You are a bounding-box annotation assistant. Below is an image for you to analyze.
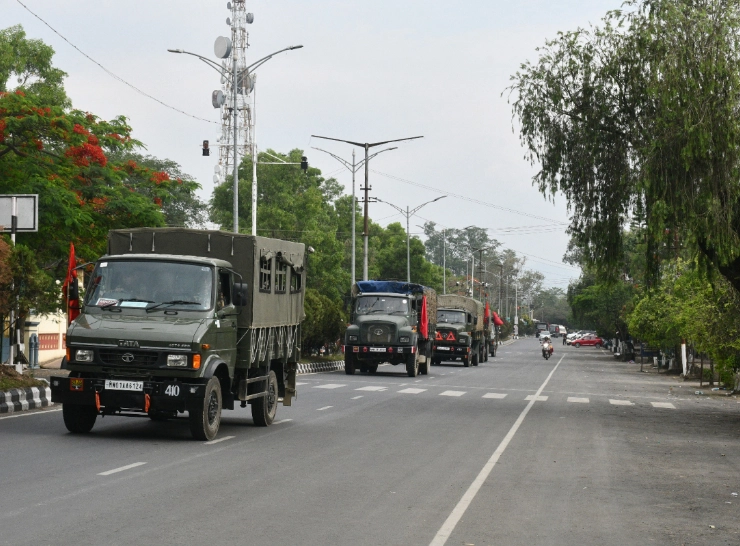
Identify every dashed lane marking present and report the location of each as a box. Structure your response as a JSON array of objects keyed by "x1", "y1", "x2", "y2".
[
  {"x1": 567, "y1": 397, "x2": 590, "y2": 403},
  {"x1": 398, "y1": 388, "x2": 426, "y2": 394},
  {"x1": 609, "y1": 399, "x2": 634, "y2": 406},
  {"x1": 274, "y1": 419, "x2": 293, "y2": 424},
  {"x1": 351, "y1": 396, "x2": 363, "y2": 400},
  {"x1": 314, "y1": 384, "x2": 346, "y2": 389},
  {"x1": 355, "y1": 386, "x2": 388, "y2": 392},
  {"x1": 98, "y1": 462, "x2": 147, "y2": 476},
  {"x1": 296, "y1": 382, "x2": 308, "y2": 386},
  {"x1": 651, "y1": 402, "x2": 676, "y2": 409},
  {"x1": 205, "y1": 435, "x2": 235, "y2": 445},
  {"x1": 525, "y1": 395, "x2": 548, "y2": 401},
  {"x1": 317, "y1": 406, "x2": 333, "y2": 411},
  {"x1": 482, "y1": 393, "x2": 507, "y2": 399},
  {"x1": 439, "y1": 390, "x2": 466, "y2": 397}
]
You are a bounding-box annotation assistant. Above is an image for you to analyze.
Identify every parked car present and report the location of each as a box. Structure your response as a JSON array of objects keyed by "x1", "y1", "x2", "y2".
[{"x1": 572, "y1": 334, "x2": 603, "y2": 347}]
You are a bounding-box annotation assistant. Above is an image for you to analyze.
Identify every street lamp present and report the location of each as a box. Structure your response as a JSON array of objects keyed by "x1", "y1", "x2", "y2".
[
  {"x1": 376, "y1": 196, "x2": 446, "y2": 282},
  {"x1": 168, "y1": 43, "x2": 303, "y2": 234},
  {"x1": 311, "y1": 134, "x2": 424, "y2": 280},
  {"x1": 312, "y1": 146, "x2": 397, "y2": 292}
]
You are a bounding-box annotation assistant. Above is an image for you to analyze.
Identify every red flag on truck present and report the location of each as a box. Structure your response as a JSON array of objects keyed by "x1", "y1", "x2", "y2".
[
  {"x1": 420, "y1": 295, "x2": 428, "y2": 339},
  {"x1": 492, "y1": 311, "x2": 504, "y2": 326},
  {"x1": 62, "y1": 243, "x2": 80, "y2": 325}
]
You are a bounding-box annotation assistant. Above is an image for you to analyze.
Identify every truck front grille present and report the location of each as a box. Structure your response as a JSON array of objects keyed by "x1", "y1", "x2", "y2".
[
  {"x1": 361, "y1": 323, "x2": 396, "y2": 344},
  {"x1": 98, "y1": 349, "x2": 160, "y2": 366}
]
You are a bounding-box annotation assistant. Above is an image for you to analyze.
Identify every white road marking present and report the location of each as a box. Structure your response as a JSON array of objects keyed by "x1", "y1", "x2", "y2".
[
  {"x1": 525, "y1": 395, "x2": 548, "y2": 401},
  {"x1": 273, "y1": 419, "x2": 293, "y2": 424},
  {"x1": 439, "y1": 390, "x2": 466, "y2": 397},
  {"x1": 609, "y1": 399, "x2": 634, "y2": 406},
  {"x1": 314, "y1": 384, "x2": 346, "y2": 389},
  {"x1": 429, "y1": 355, "x2": 564, "y2": 546},
  {"x1": 351, "y1": 396, "x2": 363, "y2": 400},
  {"x1": 295, "y1": 382, "x2": 308, "y2": 386},
  {"x1": 0, "y1": 407, "x2": 61, "y2": 420},
  {"x1": 205, "y1": 435, "x2": 235, "y2": 445},
  {"x1": 355, "y1": 386, "x2": 387, "y2": 392},
  {"x1": 567, "y1": 397, "x2": 590, "y2": 403},
  {"x1": 98, "y1": 462, "x2": 147, "y2": 476},
  {"x1": 651, "y1": 402, "x2": 676, "y2": 409},
  {"x1": 317, "y1": 406, "x2": 333, "y2": 411},
  {"x1": 482, "y1": 393, "x2": 507, "y2": 399},
  {"x1": 398, "y1": 388, "x2": 426, "y2": 394}
]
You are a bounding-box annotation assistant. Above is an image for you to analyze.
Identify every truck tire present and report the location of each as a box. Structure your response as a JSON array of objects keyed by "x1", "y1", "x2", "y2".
[
  {"x1": 463, "y1": 355, "x2": 470, "y2": 367},
  {"x1": 472, "y1": 350, "x2": 479, "y2": 367},
  {"x1": 490, "y1": 343, "x2": 496, "y2": 357},
  {"x1": 344, "y1": 353, "x2": 356, "y2": 375},
  {"x1": 406, "y1": 352, "x2": 419, "y2": 377},
  {"x1": 252, "y1": 370, "x2": 278, "y2": 427},
  {"x1": 420, "y1": 355, "x2": 430, "y2": 375},
  {"x1": 189, "y1": 376, "x2": 222, "y2": 441},
  {"x1": 62, "y1": 403, "x2": 97, "y2": 434},
  {"x1": 432, "y1": 357, "x2": 441, "y2": 366},
  {"x1": 368, "y1": 364, "x2": 378, "y2": 375},
  {"x1": 483, "y1": 345, "x2": 489, "y2": 362}
]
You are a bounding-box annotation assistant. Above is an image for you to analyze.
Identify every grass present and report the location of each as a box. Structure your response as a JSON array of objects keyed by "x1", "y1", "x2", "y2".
[{"x1": 0, "y1": 365, "x2": 48, "y2": 391}]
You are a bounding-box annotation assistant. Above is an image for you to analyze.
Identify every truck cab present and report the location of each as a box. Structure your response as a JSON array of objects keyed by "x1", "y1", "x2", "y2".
[{"x1": 434, "y1": 308, "x2": 475, "y2": 366}]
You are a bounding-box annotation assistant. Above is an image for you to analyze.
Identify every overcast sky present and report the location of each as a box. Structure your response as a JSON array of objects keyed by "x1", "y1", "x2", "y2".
[{"x1": 6, "y1": 0, "x2": 622, "y2": 288}]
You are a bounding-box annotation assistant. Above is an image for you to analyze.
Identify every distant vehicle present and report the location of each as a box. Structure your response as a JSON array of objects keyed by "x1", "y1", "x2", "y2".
[
  {"x1": 549, "y1": 324, "x2": 566, "y2": 338},
  {"x1": 535, "y1": 322, "x2": 549, "y2": 338},
  {"x1": 572, "y1": 334, "x2": 603, "y2": 348}
]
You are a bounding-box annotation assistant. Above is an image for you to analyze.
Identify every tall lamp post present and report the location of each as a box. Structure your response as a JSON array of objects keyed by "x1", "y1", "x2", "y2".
[
  {"x1": 311, "y1": 135, "x2": 423, "y2": 280},
  {"x1": 168, "y1": 43, "x2": 303, "y2": 234},
  {"x1": 375, "y1": 196, "x2": 446, "y2": 282},
  {"x1": 312, "y1": 146, "x2": 397, "y2": 292}
]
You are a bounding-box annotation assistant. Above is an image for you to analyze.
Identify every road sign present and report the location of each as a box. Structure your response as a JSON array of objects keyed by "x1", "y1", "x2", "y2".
[{"x1": 0, "y1": 194, "x2": 38, "y2": 232}]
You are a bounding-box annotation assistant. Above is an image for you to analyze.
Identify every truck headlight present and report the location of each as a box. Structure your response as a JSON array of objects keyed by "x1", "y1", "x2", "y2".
[
  {"x1": 348, "y1": 335, "x2": 358, "y2": 341},
  {"x1": 399, "y1": 336, "x2": 410, "y2": 343},
  {"x1": 75, "y1": 349, "x2": 94, "y2": 362},
  {"x1": 167, "y1": 354, "x2": 188, "y2": 367}
]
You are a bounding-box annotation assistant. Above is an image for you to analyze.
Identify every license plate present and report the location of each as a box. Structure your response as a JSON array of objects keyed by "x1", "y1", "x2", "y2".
[
  {"x1": 436, "y1": 346, "x2": 451, "y2": 351},
  {"x1": 369, "y1": 347, "x2": 386, "y2": 352},
  {"x1": 105, "y1": 380, "x2": 143, "y2": 391}
]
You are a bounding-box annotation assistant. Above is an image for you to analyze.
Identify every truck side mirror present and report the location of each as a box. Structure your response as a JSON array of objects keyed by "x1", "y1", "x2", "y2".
[{"x1": 233, "y1": 283, "x2": 249, "y2": 306}]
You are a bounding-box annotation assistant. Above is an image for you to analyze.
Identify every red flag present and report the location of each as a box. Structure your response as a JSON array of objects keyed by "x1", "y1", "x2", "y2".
[
  {"x1": 419, "y1": 295, "x2": 428, "y2": 339},
  {"x1": 492, "y1": 311, "x2": 504, "y2": 326},
  {"x1": 62, "y1": 243, "x2": 80, "y2": 325}
]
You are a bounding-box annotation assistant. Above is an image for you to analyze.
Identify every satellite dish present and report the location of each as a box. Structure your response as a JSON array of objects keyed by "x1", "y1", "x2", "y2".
[
  {"x1": 214, "y1": 36, "x2": 232, "y2": 59},
  {"x1": 246, "y1": 13, "x2": 254, "y2": 24},
  {"x1": 212, "y1": 90, "x2": 226, "y2": 109},
  {"x1": 226, "y1": 2, "x2": 231, "y2": 9},
  {"x1": 226, "y1": 17, "x2": 231, "y2": 26}
]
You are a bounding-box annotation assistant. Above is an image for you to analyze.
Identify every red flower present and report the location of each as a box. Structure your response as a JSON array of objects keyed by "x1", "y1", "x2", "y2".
[
  {"x1": 153, "y1": 197, "x2": 162, "y2": 207},
  {"x1": 151, "y1": 171, "x2": 170, "y2": 185}
]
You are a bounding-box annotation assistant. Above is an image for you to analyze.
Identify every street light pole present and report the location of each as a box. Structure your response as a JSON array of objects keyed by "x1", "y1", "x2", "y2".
[{"x1": 311, "y1": 135, "x2": 423, "y2": 280}]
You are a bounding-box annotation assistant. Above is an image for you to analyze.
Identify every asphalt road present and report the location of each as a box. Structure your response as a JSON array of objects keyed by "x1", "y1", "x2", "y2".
[{"x1": 1, "y1": 339, "x2": 739, "y2": 545}]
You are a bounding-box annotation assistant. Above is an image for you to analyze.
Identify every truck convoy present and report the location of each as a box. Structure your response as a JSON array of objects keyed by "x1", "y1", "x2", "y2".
[
  {"x1": 432, "y1": 294, "x2": 488, "y2": 366},
  {"x1": 50, "y1": 228, "x2": 306, "y2": 440},
  {"x1": 343, "y1": 281, "x2": 437, "y2": 377}
]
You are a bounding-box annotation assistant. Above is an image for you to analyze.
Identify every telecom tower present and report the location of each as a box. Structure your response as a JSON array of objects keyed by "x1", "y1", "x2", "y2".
[{"x1": 215, "y1": 1, "x2": 254, "y2": 185}]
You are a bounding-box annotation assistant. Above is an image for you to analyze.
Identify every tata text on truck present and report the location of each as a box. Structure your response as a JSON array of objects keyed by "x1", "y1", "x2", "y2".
[
  {"x1": 432, "y1": 294, "x2": 487, "y2": 367},
  {"x1": 50, "y1": 228, "x2": 306, "y2": 440},
  {"x1": 343, "y1": 281, "x2": 436, "y2": 377}
]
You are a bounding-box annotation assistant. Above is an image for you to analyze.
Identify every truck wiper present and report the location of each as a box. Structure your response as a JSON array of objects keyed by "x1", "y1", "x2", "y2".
[
  {"x1": 100, "y1": 298, "x2": 154, "y2": 310},
  {"x1": 146, "y1": 300, "x2": 201, "y2": 313}
]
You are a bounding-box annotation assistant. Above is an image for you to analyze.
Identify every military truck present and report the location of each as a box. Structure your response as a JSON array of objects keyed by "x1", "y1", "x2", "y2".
[
  {"x1": 432, "y1": 294, "x2": 487, "y2": 367},
  {"x1": 50, "y1": 228, "x2": 306, "y2": 441},
  {"x1": 343, "y1": 281, "x2": 437, "y2": 377}
]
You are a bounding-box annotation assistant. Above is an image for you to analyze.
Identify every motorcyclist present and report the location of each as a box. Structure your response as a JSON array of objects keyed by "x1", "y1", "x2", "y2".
[{"x1": 541, "y1": 333, "x2": 554, "y2": 358}]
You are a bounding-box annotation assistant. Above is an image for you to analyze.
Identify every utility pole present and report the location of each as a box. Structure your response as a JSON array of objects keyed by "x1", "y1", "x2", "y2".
[{"x1": 311, "y1": 135, "x2": 423, "y2": 280}]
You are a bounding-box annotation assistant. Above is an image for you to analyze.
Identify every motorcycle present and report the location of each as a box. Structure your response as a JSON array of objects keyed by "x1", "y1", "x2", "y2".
[{"x1": 541, "y1": 341, "x2": 553, "y2": 360}]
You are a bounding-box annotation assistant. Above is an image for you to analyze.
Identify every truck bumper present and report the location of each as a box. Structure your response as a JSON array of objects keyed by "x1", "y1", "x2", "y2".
[
  {"x1": 342, "y1": 345, "x2": 415, "y2": 356},
  {"x1": 433, "y1": 344, "x2": 470, "y2": 358},
  {"x1": 50, "y1": 376, "x2": 205, "y2": 414}
]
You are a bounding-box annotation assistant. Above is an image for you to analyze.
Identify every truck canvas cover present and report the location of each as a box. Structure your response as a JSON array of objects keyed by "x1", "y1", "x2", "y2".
[{"x1": 437, "y1": 294, "x2": 484, "y2": 330}]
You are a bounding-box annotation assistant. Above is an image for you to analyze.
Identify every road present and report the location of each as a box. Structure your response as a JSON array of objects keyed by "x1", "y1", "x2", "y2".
[{"x1": 1, "y1": 339, "x2": 739, "y2": 545}]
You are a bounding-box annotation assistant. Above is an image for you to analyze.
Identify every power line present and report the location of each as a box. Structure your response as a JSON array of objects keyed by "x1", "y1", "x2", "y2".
[{"x1": 15, "y1": 0, "x2": 217, "y2": 125}]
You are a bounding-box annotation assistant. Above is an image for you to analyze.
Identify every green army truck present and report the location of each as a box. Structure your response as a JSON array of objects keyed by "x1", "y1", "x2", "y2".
[
  {"x1": 50, "y1": 228, "x2": 306, "y2": 440},
  {"x1": 343, "y1": 281, "x2": 437, "y2": 377},
  {"x1": 432, "y1": 294, "x2": 487, "y2": 367}
]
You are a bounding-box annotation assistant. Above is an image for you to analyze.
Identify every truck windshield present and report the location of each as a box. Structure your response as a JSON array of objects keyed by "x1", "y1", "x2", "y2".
[
  {"x1": 85, "y1": 260, "x2": 214, "y2": 310},
  {"x1": 355, "y1": 296, "x2": 409, "y2": 315},
  {"x1": 437, "y1": 310, "x2": 466, "y2": 323}
]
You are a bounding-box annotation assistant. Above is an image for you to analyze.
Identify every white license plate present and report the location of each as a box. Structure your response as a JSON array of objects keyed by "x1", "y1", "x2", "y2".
[
  {"x1": 369, "y1": 347, "x2": 386, "y2": 352},
  {"x1": 105, "y1": 380, "x2": 143, "y2": 391},
  {"x1": 436, "y1": 346, "x2": 451, "y2": 351}
]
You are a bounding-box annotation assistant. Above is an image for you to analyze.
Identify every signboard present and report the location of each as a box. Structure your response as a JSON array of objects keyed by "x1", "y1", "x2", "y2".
[{"x1": 0, "y1": 194, "x2": 38, "y2": 232}]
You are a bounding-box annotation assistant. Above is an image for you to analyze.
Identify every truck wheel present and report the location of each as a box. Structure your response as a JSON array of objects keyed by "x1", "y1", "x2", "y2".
[
  {"x1": 368, "y1": 364, "x2": 378, "y2": 375},
  {"x1": 463, "y1": 355, "x2": 470, "y2": 367},
  {"x1": 484, "y1": 346, "x2": 489, "y2": 362},
  {"x1": 344, "y1": 354, "x2": 356, "y2": 375},
  {"x1": 406, "y1": 352, "x2": 419, "y2": 377},
  {"x1": 472, "y1": 351, "x2": 479, "y2": 367},
  {"x1": 252, "y1": 370, "x2": 278, "y2": 427},
  {"x1": 189, "y1": 376, "x2": 222, "y2": 441},
  {"x1": 432, "y1": 357, "x2": 440, "y2": 366},
  {"x1": 419, "y1": 356, "x2": 430, "y2": 375},
  {"x1": 62, "y1": 404, "x2": 97, "y2": 434},
  {"x1": 490, "y1": 343, "x2": 496, "y2": 357}
]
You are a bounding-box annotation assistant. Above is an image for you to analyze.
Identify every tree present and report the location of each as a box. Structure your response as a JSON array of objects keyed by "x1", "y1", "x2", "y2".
[{"x1": 509, "y1": 0, "x2": 740, "y2": 292}]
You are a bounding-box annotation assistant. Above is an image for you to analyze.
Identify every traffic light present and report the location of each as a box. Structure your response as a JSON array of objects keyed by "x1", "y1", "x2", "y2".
[
  {"x1": 202, "y1": 140, "x2": 210, "y2": 156},
  {"x1": 301, "y1": 156, "x2": 308, "y2": 172}
]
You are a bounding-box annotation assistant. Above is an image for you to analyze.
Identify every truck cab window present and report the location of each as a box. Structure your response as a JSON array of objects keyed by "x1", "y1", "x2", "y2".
[
  {"x1": 275, "y1": 261, "x2": 287, "y2": 293},
  {"x1": 260, "y1": 256, "x2": 272, "y2": 293},
  {"x1": 218, "y1": 271, "x2": 231, "y2": 308}
]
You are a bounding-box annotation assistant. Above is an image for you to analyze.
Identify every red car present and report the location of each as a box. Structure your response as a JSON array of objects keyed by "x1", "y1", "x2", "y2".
[{"x1": 572, "y1": 334, "x2": 603, "y2": 347}]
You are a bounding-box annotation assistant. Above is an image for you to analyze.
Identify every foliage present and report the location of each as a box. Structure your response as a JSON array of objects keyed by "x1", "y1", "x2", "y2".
[
  {"x1": 568, "y1": 273, "x2": 634, "y2": 339},
  {"x1": 509, "y1": 0, "x2": 740, "y2": 292},
  {"x1": 0, "y1": 241, "x2": 58, "y2": 319},
  {"x1": 301, "y1": 288, "x2": 345, "y2": 352}
]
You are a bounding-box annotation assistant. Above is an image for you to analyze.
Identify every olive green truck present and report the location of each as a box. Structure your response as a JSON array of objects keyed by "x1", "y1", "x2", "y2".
[
  {"x1": 50, "y1": 228, "x2": 306, "y2": 440},
  {"x1": 432, "y1": 294, "x2": 489, "y2": 367}
]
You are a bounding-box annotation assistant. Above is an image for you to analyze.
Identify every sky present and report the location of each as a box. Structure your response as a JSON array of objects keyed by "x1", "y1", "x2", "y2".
[{"x1": 5, "y1": 0, "x2": 624, "y2": 289}]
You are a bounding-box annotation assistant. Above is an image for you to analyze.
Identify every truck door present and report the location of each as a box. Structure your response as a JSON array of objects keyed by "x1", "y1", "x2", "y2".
[{"x1": 215, "y1": 269, "x2": 238, "y2": 366}]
